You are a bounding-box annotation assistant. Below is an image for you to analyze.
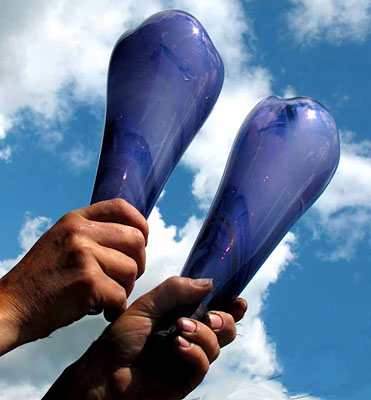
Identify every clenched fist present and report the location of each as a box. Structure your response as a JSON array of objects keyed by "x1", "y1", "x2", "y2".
[{"x1": 0, "y1": 198, "x2": 148, "y2": 355}]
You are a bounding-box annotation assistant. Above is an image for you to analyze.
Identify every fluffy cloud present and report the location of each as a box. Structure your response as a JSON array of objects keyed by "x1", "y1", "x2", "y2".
[
  {"x1": 18, "y1": 214, "x2": 52, "y2": 252},
  {"x1": 0, "y1": 145, "x2": 11, "y2": 163},
  {"x1": 175, "y1": 0, "x2": 272, "y2": 209},
  {"x1": 0, "y1": 113, "x2": 12, "y2": 140},
  {"x1": 0, "y1": 0, "x2": 261, "y2": 141},
  {"x1": 0, "y1": 0, "x2": 163, "y2": 146},
  {"x1": 283, "y1": 85, "x2": 297, "y2": 99},
  {"x1": 308, "y1": 131, "x2": 371, "y2": 260},
  {"x1": 0, "y1": 214, "x2": 51, "y2": 277},
  {"x1": 182, "y1": 71, "x2": 272, "y2": 209},
  {"x1": 0, "y1": 1, "x2": 325, "y2": 399},
  {"x1": 0, "y1": 384, "x2": 49, "y2": 400},
  {"x1": 65, "y1": 143, "x2": 96, "y2": 172},
  {"x1": 0, "y1": 209, "x2": 301, "y2": 400},
  {"x1": 286, "y1": 0, "x2": 371, "y2": 44}
]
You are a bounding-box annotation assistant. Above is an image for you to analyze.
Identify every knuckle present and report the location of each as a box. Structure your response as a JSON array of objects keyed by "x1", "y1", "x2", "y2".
[
  {"x1": 59, "y1": 211, "x2": 80, "y2": 232},
  {"x1": 111, "y1": 198, "x2": 148, "y2": 240},
  {"x1": 68, "y1": 236, "x2": 92, "y2": 260},
  {"x1": 58, "y1": 215, "x2": 95, "y2": 259},
  {"x1": 126, "y1": 258, "x2": 138, "y2": 282},
  {"x1": 111, "y1": 198, "x2": 128, "y2": 214},
  {"x1": 59, "y1": 214, "x2": 87, "y2": 246},
  {"x1": 166, "y1": 276, "x2": 182, "y2": 289},
  {"x1": 67, "y1": 232, "x2": 83, "y2": 250},
  {"x1": 81, "y1": 269, "x2": 99, "y2": 290},
  {"x1": 160, "y1": 276, "x2": 182, "y2": 297},
  {"x1": 113, "y1": 287, "x2": 128, "y2": 314},
  {"x1": 80, "y1": 272, "x2": 101, "y2": 306},
  {"x1": 62, "y1": 237, "x2": 94, "y2": 271},
  {"x1": 130, "y1": 227, "x2": 145, "y2": 249}
]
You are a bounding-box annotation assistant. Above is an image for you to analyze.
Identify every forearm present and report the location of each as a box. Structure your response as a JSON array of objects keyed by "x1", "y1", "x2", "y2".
[
  {"x1": 42, "y1": 361, "x2": 92, "y2": 400},
  {"x1": 0, "y1": 312, "x2": 19, "y2": 356},
  {"x1": 0, "y1": 277, "x2": 24, "y2": 356}
]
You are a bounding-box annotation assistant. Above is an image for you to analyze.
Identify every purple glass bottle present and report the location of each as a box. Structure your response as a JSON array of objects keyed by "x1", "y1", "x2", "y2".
[
  {"x1": 181, "y1": 96, "x2": 340, "y2": 311},
  {"x1": 135, "y1": 96, "x2": 340, "y2": 371},
  {"x1": 91, "y1": 10, "x2": 224, "y2": 217}
]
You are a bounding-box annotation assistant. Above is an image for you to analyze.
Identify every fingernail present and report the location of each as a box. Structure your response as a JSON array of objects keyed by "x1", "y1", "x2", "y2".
[
  {"x1": 192, "y1": 278, "x2": 213, "y2": 287},
  {"x1": 177, "y1": 336, "x2": 191, "y2": 348},
  {"x1": 181, "y1": 318, "x2": 197, "y2": 333},
  {"x1": 208, "y1": 312, "x2": 223, "y2": 329}
]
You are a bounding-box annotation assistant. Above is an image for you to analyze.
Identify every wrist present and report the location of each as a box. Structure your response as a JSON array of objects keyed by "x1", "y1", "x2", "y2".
[
  {"x1": 43, "y1": 347, "x2": 107, "y2": 400},
  {"x1": 0, "y1": 278, "x2": 25, "y2": 355}
]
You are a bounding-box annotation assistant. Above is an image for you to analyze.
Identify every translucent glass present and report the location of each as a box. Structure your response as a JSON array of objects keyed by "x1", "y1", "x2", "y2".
[
  {"x1": 181, "y1": 96, "x2": 340, "y2": 311},
  {"x1": 90, "y1": 10, "x2": 224, "y2": 217}
]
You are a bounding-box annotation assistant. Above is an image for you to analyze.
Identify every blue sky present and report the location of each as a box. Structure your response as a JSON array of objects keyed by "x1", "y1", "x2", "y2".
[{"x1": 0, "y1": 1, "x2": 370, "y2": 399}]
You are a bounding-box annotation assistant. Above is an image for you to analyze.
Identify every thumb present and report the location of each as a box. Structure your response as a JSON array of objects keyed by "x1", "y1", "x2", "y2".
[{"x1": 126, "y1": 276, "x2": 213, "y2": 320}]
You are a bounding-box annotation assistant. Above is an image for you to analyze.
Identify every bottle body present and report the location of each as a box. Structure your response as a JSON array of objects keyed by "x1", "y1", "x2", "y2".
[
  {"x1": 91, "y1": 10, "x2": 224, "y2": 218},
  {"x1": 181, "y1": 96, "x2": 340, "y2": 310}
]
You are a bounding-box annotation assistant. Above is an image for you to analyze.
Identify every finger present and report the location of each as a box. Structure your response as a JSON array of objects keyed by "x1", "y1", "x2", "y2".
[
  {"x1": 84, "y1": 223, "x2": 146, "y2": 278},
  {"x1": 226, "y1": 297, "x2": 248, "y2": 323},
  {"x1": 174, "y1": 335, "x2": 210, "y2": 396},
  {"x1": 78, "y1": 198, "x2": 149, "y2": 245},
  {"x1": 204, "y1": 311, "x2": 236, "y2": 348},
  {"x1": 104, "y1": 307, "x2": 123, "y2": 323},
  {"x1": 177, "y1": 318, "x2": 220, "y2": 363},
  {"x1": 127, "y1": 277, "x2": 213, "y2": 320},
  {"x1": 93, "y1": 244, "x2": 138, "y2": 295},
  {"x1": 89, "y1": 273, "x2": 127, "y2": 320}
]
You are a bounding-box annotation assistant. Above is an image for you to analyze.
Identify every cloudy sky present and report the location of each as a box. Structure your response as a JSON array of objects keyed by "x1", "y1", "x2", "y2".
[{"x1": 0, "y1": 0, "x2": 370, "y2": 399}]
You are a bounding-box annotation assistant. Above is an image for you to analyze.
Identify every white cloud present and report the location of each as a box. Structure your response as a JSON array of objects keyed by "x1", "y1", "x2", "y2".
[
  {"x1": 0, "y1": 113, "x2": 12, "y2": 140},
  {"x1": 0, "y1": 1, "x2": 329, "y2": 399},
  {"x1": 0, "y1": 0, "x2": 163, "y2": 140},
  {"x1": 286, "y1": 0, "x2": 371, "y2": 44},
  {"x1": 0, "y1": 214, "x2": 51, "y2": 277},
  {"x1": 38, "y1": 130, "x2": 64, "y2": 150},
  {"x1": 18, "y1": 214, "x2": 52, "y2": 252},
  {"x1": 65, "y1": 143, "x2": 96, "y2": 171},
  {"x1": 174, "y1": 0, "x2": 272, "y2": 210},
  {"x1": 0, "y1": 383, "x2": 48, "y2": 400},
  {"x1": 182, "y1": 70, "x2": 272, "y2": 209},
  {"x1": 0, "y1": 145, "x2": 11, "y2": 163},
  {"x1": 308, "y1": 131, "x2": 371, "y2": 260},
  {"x1": 283, "y1": 85, "x2": 297, "y2": 99}
]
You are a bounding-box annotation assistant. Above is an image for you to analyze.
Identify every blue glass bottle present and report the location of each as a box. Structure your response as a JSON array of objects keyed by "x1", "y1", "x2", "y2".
[
  {"x1": 181, "y1": 96, "x2": 340, "y2": 311},
  {"x1": 91, "y1": 10, "x2": 224, "y2": 217},
  {"x1": 135, "y1": 96, "x2": 340, "y2": 371}
]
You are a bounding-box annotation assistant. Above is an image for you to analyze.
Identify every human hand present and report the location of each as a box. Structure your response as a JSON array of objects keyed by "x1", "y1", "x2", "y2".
[
  {"x1": 43, "y1": 277, "x2": 247, "y2": 400},
  {"x1": 0, "y1": 198, "x2": 148, "y2": 355}
]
